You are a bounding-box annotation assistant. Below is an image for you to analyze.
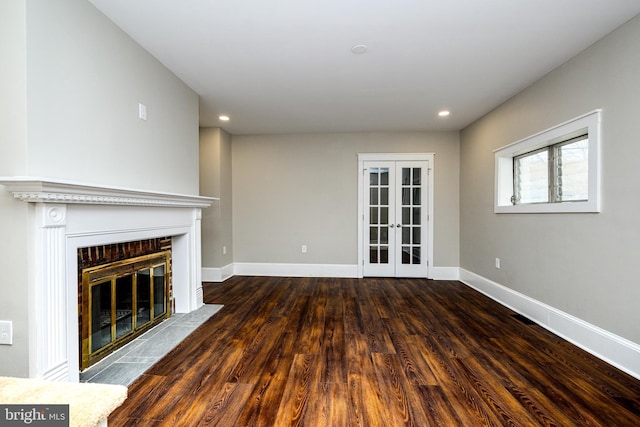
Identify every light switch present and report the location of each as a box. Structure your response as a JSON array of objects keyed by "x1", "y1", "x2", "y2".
[{"x1": 138, "y1": 103, "x2": 147, "y2": 120}]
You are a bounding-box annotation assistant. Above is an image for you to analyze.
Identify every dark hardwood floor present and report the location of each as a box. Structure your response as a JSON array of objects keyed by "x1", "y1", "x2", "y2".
[{"x1": 109, "y1": 276, "x2": 640, "y2": 426}]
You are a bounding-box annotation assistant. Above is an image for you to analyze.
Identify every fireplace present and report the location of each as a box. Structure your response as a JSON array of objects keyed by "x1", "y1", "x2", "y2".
[
  {"x1": 78, "y1": 241, "x2": 172, "y2": 369},
  {"x1": 0, "y1": 178, "x2": 216, "y2": 382}
]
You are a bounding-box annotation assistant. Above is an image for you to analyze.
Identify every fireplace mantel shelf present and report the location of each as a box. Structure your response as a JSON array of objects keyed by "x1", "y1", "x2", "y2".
[{"x1": 0, "y1": 177, "x2": 217, "y2": 208}]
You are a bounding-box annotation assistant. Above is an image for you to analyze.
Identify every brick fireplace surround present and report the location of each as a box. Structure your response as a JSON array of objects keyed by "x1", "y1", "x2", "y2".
[{"x1": 0, "y1": 178, "x2": 215, "y2": 382}]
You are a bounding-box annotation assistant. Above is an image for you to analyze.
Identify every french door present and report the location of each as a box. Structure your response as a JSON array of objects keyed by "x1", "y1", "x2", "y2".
[{"x1": 363, "y1": 159, "x2": 430, "y2": 277}]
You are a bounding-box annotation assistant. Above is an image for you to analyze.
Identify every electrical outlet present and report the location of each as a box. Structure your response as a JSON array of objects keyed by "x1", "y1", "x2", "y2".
[
  {"x1": 301, "y1": 245, "x2": 307, "y2": 254},
  {"x1": 223, "y1": 246, "x2": 227, "y2": 255},
  {"x1": 0, "y1": 321, "x2": 13, "y2": 345},
  {"x1": 495, "y1": 258, "x2": 501, "y2": 269}
]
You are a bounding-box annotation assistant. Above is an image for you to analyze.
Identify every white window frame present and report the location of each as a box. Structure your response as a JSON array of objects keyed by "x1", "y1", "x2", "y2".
[{"x1": 494, "y1": 110, "x2": 601, "y2": 213}]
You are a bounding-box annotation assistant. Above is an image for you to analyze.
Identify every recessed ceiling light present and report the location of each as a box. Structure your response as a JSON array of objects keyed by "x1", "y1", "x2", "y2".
[
  {"x1": 438, "y1": 110, "x2": 450, "y2": 117},
  {"x1": 219, "y1": 115, "x2": 230, "y2": 121},
  {"x1": 351, "y1": 44, "x2": 367, "y2": 54}
]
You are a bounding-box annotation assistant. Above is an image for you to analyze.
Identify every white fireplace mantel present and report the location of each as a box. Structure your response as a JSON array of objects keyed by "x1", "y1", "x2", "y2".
[
  {"x1": 0, "y1": 177, "x2": 214, "y2": 208},
  {"x1": 0, "y1": 177, "x2": 217, "y2": 382}
]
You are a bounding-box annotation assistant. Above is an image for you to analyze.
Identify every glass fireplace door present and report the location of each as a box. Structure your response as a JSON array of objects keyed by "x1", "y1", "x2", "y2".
[{"x1": 82, "y1": 251, "x2": 171, "y2": 369}]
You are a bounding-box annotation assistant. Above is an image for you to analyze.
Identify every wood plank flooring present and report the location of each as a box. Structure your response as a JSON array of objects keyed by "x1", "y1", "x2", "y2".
[{"x1": 109, "y1": 276, "x2": 640, "y2": 426}]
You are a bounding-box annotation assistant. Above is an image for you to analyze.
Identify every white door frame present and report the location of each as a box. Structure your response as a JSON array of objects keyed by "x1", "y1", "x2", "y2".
[{"x1": 357, "y1": 153, "x2": 435, "y2": 278}]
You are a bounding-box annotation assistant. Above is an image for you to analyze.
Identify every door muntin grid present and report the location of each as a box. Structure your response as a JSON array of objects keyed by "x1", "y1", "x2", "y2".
[
  {"x1": 400, "y1": 167, "x2": 422, "y2": 265},
  {"x1": 369, "y1": 167, "x2": 390, "y2": 265}
]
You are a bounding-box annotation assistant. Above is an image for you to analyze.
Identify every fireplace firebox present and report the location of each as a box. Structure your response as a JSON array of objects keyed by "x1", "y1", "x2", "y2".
[{"x1": 80, "y1": 250, "x2": 171, "y2": 369}]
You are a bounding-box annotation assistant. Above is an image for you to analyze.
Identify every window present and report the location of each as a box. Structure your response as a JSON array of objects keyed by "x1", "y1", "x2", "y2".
[
  {"x1": 513, "y1": 134, "x2": 589, "y2": 205},
  {"x1": 495, "y1": 110, "x2": 601, "y2": 213}
]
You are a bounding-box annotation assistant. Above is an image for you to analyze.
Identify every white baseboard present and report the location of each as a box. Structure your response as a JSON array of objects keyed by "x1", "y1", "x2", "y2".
[
  {"x1": 203, "y1": 263, "x2": 359, "y2": 280},
  {"x1": 207, "y1": 263, "x2": 459, "y2": 280},
  {"x1": 233, "y1": 262, "x2": 359, "y2": 278},
  {"x1": 202, "y1": 264, "x2": 234, "y2": 282},
  {"x1": 459, "y1": 268, "x2": 640, "y2": 380}
]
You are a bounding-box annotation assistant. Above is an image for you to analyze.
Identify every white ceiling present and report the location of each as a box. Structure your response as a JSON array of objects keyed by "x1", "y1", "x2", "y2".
[{"x1": 88, "y1": 0, "x2": 640, "y2": 135}]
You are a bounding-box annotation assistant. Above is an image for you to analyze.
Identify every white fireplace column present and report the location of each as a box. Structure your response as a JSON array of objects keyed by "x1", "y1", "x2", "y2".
[
  {"x1": 0, "y1": 178, "x2": 216, "y2": 382},
  {"x1": 33, "y1": 203, "x2": 69, "y2": 381},
  {"x1": 172, "y1": 208, "x2": 205, "y2": 314}
]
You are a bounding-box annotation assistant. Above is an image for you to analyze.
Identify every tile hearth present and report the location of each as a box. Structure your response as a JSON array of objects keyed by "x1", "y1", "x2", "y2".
[{"x1": 80, "y1": 304, "x2": 223, "y2": 386}]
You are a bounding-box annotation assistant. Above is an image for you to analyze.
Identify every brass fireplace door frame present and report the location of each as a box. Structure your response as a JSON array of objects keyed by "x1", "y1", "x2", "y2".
[{"x1": 80, "y1": 250, "x2": 171, "y2": 370}]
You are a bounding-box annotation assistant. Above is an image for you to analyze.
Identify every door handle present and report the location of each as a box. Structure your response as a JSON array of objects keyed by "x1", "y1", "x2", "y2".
[
  {"x1": 396, "y1": 224, "x2": 402, "y2": 228},
  {"x1": 389, "y1": 224, "x2": 395, "y2": 228}
]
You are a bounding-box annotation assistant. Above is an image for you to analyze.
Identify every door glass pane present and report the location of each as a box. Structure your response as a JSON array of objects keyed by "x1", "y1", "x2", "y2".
[
  {"x1": 91, "y1": 280, "x2": 112, "y2": 353},
  {"x1": 115, "y1": 275, "x2": 133, "y2": 339},
  {"x1": 413, "y1": 227, "x2": 421, "y2": 245},
  {"x1": 402, "y1": 168, "x2": 410, "y2": 185},
  {"x1": 402, "y1": 247, "x2": 410, "y2": 264},
  {"x1": 412, "y1": 247, "x2": 421, "y2": 264},
  {"x1": 380, "y1": 247, "x2": 389, "y2": 264},
  {"x1": 370, "y1": 169, "x2": 379, "y2": 185},
  {"x1": 413, "y1": 207, "x2": 421, "y2": 225},
  {"x1": 137, "y1": 269, "x2": 151, "y2": 327},
  {"x1": 370, "y1": 207, "x2": 378, "y2": 224},
  {"x1": 153, "y1": 265, "x2": 166, "y2": 318},
  {"x1": 380, "y1": 207, "x2": 388, "y2": 225},
  {"x1": 380, "y1": 169, "x2": 389, "y2": 185},
  {"x1": 380, "y1": 188, "x2": 389, "y2": 205},
  {"x1": 402, "y1": 207, "x2": 410, "y2": 225},
  {"x1": 402, "y1": 188, "x2": 410, "y2": 205},
  {"x1": 369, "y1": 227, "x2": 378, "y2": 244},
  {"x1": 402, "y1": 227, "x2": 410, "y2": 245},
  {"x1": 413, "y1": 188, "x2": 421, "y2": 205},
  {"x1": 413, "y1": 168, "x2": 421, "y2": 185},
  {"x1": 370, "y1": 188, "x2": 378, "y2": 205},
  {"x1": 380, "y1": 227, "x2": 388, "y2": 244},
  {"x1": 369, "y1": 247, "x2": 378, "y2": 263}
]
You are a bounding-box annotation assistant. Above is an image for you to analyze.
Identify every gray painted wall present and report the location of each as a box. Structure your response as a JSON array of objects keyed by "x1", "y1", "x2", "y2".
[
  {"x1": 24, "y1": 0, "x2": 199, "y2": 194},
  {"x1": 231, "y1": 132, "x2": 460, "y2": 268},
  {"x1": 0, "y1": 1, "x2": 27, "y2": 176},
  {"x1": 0, "y1": 0, "x2": 199, "y2": 377},
  {"x1": 0, "y1": 0, "x2": 30, "y2": 376},
  {"x1": 460, "y1": 14, "x2": 640, "y2": 344},
  {"x1": 200, "y1": 128, "x2": 234, "y2": 268}
]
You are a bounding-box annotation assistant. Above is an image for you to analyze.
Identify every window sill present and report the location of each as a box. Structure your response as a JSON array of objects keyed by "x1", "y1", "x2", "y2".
[{"x1": 495, "y1": 199, "x2": 600, "y2": 214}]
